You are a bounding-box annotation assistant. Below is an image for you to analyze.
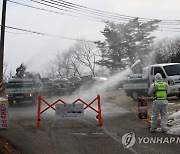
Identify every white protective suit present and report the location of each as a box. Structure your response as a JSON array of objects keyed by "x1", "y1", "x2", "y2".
[{"x1": 148, "y1": 73, "x2": 169, "y2": 132}]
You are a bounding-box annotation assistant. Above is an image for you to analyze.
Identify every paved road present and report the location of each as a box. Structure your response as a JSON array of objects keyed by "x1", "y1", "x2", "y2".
[{"x1": 0, "y1": 91, "x2": 180, "y2": 154}]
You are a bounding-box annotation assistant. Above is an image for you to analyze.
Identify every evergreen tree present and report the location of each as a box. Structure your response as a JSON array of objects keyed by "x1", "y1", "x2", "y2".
[{"x1": 95, "y1": 18, "x2": 160, "y2": 72}]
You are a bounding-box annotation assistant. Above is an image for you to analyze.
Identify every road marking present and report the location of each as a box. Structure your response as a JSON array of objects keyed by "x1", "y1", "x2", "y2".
[
  {"x1": 68, "y1": 132, "x2": 105, "y2": 136},
  {"x1": 79, "y1": 117, "x2": 139, "y2": 154},
  {"x1": 51, "y1": 119, "x2": 60, "y2": 154},
  {"x1": 101, "y1": 127, "x2": 139, "y2": 154},
  {"x1": 68, "y1": 133, "x2": 87, "y2": 136},
  {"x1": 91, "y1": 132, "x2": 105, "y2": 135}
]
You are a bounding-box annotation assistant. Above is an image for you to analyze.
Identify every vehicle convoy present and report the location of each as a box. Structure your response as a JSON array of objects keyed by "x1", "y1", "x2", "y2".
[
  {"x1": 41, "y1": 78, "x2": 54, "y2": 97},
  {"x1": 123, "y1": 63, "x2": 180, "y2": 100},
  {"x1": 5, "y1": 64, "x2": 43, "y2": 105},
  {"x1": 51, "y1": 78, "x2": 75, "y2": 95},
  {"x1": 68, "y1": 76, "x2": 82, "y2": 90}
]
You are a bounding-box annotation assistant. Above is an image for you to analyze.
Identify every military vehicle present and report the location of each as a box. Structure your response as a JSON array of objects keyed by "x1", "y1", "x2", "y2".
[{"x1": 5, "y1": 63, "x2": 42, "y2": 106}]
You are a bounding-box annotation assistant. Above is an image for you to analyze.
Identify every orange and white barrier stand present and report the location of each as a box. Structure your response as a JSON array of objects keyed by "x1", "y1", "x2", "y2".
[{"x1": 37, "y1": 94, "x2": 103, "y2": 127}]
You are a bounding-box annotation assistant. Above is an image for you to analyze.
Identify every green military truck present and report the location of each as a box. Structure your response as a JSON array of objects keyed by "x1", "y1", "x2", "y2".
[{"x1": 5, "y1": 64, "x2": 42, "y2": 106}]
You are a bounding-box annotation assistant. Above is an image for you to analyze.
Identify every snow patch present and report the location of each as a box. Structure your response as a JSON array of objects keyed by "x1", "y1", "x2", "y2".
[{"x1": 167, "y1": 110, "x2": 180, "y2": 135}]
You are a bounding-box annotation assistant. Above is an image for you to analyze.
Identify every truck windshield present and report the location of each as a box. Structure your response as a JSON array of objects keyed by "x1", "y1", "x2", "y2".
[{"x1": 163, "y1": 64, "x2": 180, "y2": 76}]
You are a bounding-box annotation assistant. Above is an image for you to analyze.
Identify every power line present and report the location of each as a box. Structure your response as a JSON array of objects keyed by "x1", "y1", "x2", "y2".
[
  {"x1": 30, "y1": 0, "x2": 180, "y2": 29},
  {"x1": 31, "y1": 0, "x2": 180, "y2": 26},
  {"x1": 38, "y1": 0, "x2": 180, "y2": 24},
  {"x1": 4, "y1": 25, "x2": 95, "y2": 42},
  {"x1": 37, "y1": 0, "x2": 131, "y2": 21},
  {"x1": 7, "y1": 0, "x2": 180, "y2": 33},
  {"x1": 5, "y1": 25, "x2": 180, "y2": 39},
  {"x1": 30, "y1": 0, "x2": 125, "y2": 23},
  {"x1": 55, "y1": 0, "x2": 134, "y2": 19},
  {"x1": 31, "y1": 0, "x2": 154, "y2": 23},
  {"x1": 5, "y1": 30, "x2": 30, "y2": 34},
  {"x1": 7, "y1": 0, "x2": 104, "y2": 23},
  {"x1": 8, "y1": 0, "x2": 130, "y2": 24},
  {"x1": 7, "y1": 0, "x2": 179, "y2": 26},
  {"x1": 48, "y1": 0, "x2": 180, "y2": 23},
  {"x1": 8, "y1": 0, "x2": 180, "y2": 25},
  {"x1": 8, "y1": 0, "x2": 64, "y2": 15}
]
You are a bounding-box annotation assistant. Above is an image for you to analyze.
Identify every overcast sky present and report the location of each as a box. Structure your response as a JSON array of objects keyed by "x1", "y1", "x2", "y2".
[{"x1": 1, "y1": 0, "x2": 180, "y2": 75}]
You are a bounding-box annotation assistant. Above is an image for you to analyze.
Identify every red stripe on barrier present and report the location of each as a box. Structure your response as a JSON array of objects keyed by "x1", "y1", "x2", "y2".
[
  {"x1": 40, "y1": 99, "x2": 66, "y2": 114},
  {"x1": 72, "y1": 98, "x2": 98, "y2": 113},
  {"x1": 36, "y1": 95, "x2": 103, "y2": 127},
  {"x1": 84, "y1": 97, "x2": 97, "y2": 109},
  {"x1": 37, "y1": 96, "x2": 41, "y2": 127},
  {"x1": 97, "y1": 95, "x2": 102, "y2": 126},
  {"x1": 41, "y1": 97, "x2": 56, "y2": 110}
]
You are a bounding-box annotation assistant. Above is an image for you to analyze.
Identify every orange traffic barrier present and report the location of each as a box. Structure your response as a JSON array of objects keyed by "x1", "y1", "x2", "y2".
[{"x1": 37, "y1": 94, "x2": 103, "y2": 127}]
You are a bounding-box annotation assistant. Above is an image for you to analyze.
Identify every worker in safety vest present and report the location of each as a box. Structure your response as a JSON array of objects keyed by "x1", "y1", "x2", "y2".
[{"x1": 148, "y1": 73, "x2": 169, "y2": 133}]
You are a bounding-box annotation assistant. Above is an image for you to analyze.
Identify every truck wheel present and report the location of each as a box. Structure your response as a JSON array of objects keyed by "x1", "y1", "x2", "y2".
[
  {"x1": 16, "y1": 100, "x2": 21, "y2": 105},
  {"x1": 132, "y1": 92, "x2": 138, "y2": 101},
  {"x1": 176, "y1": 95, "x2": 180, "y2": 99}
]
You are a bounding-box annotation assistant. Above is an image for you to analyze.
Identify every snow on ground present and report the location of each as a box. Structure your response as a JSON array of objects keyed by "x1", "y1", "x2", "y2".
[{"x1": 167, "y1": 110, "x2": 180, "y2": 135}]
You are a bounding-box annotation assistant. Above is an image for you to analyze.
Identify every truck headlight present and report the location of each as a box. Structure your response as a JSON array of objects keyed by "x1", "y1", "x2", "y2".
[
  {"x1": 26, "y1": 93, "x2": 33, "y2": 97},
  {"x1": 5, "y1": 94, "x2": 11, "y2": 97}
]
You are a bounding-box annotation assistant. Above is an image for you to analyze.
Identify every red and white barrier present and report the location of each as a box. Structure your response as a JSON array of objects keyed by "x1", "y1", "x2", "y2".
[{"x1": 37, "y1": 95, "x2": 103, "y2": 127}]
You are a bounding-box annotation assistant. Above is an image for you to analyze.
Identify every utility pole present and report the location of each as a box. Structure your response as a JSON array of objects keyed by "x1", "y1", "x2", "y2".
[{"x1": 0, "y1": 0, "x2": 7, "y2": 94}]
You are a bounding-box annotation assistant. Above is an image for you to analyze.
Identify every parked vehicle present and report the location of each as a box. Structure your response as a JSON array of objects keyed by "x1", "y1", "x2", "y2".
[
  {"x1": 51, "y1": 78, "x2": 75, "y2": 95},
  {"x1": 68, "y1": 76, "x2": 82, "y2": 90},
  {"x1": 41, "y1": 78, "x2": 54, "y2": 97},
  {"x1": 123, "y1": 63, "x2": 180, "y2": 101},
  {"x1": 5, "y1": 64, "x2": 42, "y2": 106},
  {"x1": 80, "y1": 75, "x2": 92, "y2": 83},
  {"x1": 79, "y1": 75, "x2": 93, "y2": 88}
]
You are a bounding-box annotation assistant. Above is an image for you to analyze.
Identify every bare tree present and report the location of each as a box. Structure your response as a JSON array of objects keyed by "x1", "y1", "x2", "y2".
[
  {"x1": 42, "y1": 62, "x2": 55, "y2": 79},
  {"x1": 53, "y1": 51, "x2": 64, "y2": 77},
  {"x1": 67, "y1": 48, "x2": 82, "y2": 76},
  {"x1": 42, "y1": 39, "x2": 99, "y2": 78},
  {"x1": 60, "y1": 51, "x2": 73, "y2": 78},
  {"x1": 153, "y1": 37, "x2": 180, "y2": 63},
  {"x1": 42, "y1": 50, "x2": 82, "y2": 78},
  {"x1": 71, "y1": 39, "x2": 97, "y2": 76}
]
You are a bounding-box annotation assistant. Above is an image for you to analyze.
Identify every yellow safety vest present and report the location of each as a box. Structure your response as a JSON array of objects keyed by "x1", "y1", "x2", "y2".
[{"x1": 154, "y1": 82, "x2": 167, "y2": 100}]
